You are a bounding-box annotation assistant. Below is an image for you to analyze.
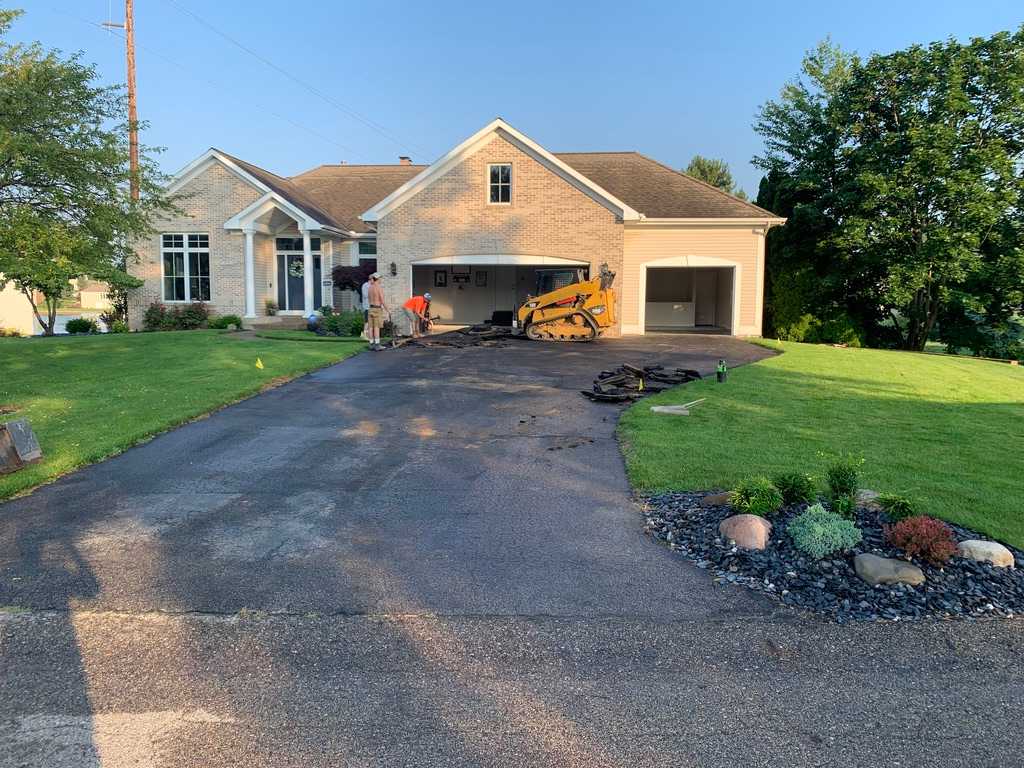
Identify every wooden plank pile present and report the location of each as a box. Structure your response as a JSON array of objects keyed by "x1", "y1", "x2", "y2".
[{"x1": 580, "y1": 364, "x2": 702, "y2": 403}]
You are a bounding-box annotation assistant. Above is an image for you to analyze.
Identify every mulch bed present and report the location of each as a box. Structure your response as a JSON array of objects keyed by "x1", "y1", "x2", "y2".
[{"x1": 642, "y1": 491, "x2": 1024, "y2": 623}]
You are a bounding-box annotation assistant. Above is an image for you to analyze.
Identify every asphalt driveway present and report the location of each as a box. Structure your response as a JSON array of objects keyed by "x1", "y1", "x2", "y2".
[{"x1": 1, "y1": 334, "x2": 1021, "y2": 767}]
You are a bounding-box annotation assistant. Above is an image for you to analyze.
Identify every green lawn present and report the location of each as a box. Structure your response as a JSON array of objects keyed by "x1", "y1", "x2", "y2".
[
  {"x1": 0, "y1": 330, "x2": 365, "y2": 499},
  {"x1": 255, "y1": 330, "x2": 364, "y2": 342},
  {"x1": 620, "y1": 340, "x2": 1024, "y2": 548}
]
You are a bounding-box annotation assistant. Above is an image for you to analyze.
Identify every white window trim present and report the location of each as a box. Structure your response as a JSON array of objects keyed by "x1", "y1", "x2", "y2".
[
  {"x1": 160, "y1": 233, "x2": 211, "y2": 303},
  {"x1": 487, "y1": 163, "x2": 512, "y2": 206}
]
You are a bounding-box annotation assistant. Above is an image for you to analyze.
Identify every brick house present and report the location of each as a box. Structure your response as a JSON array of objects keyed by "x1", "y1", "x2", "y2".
[{"x1": 129, "y1": 118, "x2": 783, "y2": 335}]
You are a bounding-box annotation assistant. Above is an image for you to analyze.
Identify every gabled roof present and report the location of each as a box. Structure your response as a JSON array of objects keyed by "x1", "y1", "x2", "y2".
[
  {"x1": 216, "y1": 150, "x2": 344, "y2": 231},
  {"x1": 290, "y1": 164, "x2": 427, "y2": 233},
  {"x1": 361, "y1": 118, "x2": 643, "y2": 223},
  {"x1": 554, "y1": 152, "x2": 779, "y2": 220}
]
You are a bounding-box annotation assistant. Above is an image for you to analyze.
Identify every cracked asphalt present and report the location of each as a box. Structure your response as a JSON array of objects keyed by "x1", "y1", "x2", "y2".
[{"x1": 1, "y1": 334, "x2": 1022, "y2": 767}]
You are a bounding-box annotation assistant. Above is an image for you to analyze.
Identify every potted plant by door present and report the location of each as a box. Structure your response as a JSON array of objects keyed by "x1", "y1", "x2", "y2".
[{"x1": 265, "y1": 299, "x2": 278, "y2": 316}]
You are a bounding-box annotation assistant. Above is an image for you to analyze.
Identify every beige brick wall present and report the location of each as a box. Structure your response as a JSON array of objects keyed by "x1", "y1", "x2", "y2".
[
  {"x1": 375, "y1": 134, "x2": 625, "y2": 333},
  {"x1": 128, "y1": 161, "x2": 262, "y2": 329}
]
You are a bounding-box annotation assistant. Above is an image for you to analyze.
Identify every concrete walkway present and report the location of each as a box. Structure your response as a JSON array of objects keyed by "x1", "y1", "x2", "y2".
[{"x1": 1, "y1": 335, "x2": 1021, "y2": 767}]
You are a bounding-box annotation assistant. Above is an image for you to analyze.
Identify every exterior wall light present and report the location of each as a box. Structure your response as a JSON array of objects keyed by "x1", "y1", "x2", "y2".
[{"x1": 390, "y1": 262, "x2": 397, "y2": 277}]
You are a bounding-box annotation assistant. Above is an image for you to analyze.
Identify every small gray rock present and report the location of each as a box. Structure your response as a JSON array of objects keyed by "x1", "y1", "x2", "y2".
[{"x1": 854, "y1": 553, "x2": 925, "y2": 586}]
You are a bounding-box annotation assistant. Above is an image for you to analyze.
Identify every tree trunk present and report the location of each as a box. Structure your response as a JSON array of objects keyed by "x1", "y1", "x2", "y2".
[{"x1": 22, "y1": 288, "x2": 53, "y2": 336}]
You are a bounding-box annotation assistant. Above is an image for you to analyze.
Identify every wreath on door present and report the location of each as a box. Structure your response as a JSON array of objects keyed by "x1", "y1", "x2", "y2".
[{"x1": 287, "y1": 260, "x2": 304, "y2": 279}]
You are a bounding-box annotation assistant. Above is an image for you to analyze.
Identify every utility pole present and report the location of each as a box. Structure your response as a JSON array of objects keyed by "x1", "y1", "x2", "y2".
[{"x1": 103, "y1": 0, "x2": 139, "y2": 201}]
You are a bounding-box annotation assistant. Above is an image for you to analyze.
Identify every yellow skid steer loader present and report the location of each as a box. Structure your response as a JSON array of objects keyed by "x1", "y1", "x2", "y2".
[{"x1": 516, "y1": 265, "x2": 616, "y2": 342}]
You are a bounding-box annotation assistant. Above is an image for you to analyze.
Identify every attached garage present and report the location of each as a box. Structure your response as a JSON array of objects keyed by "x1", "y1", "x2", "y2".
[
  {"x1": 410, "y1": 255, "x2": 590, "y2": 326},
  {"x1": 644, "y1": 266, "x2": 735, "y2": 333}
]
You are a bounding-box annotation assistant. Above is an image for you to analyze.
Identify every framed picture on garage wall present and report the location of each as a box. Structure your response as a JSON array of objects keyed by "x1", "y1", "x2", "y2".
[
  {"x1": 475, "y1": 271, "x2": 487, "y2": 287},
  {"x1": 433, "y1": 270, "x2": 447, "y2": 287}
]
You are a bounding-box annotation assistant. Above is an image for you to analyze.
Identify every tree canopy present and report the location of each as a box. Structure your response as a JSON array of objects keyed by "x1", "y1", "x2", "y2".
[
  {"x1": 0, "y1": 9, "x2": 174, "y2": 332},
  {"x1": 755, "y1": 30, "x2": 1024, "y2": 354},
  {"x1": 684, "y1": 156, "x2": 747, "y2": 200}
]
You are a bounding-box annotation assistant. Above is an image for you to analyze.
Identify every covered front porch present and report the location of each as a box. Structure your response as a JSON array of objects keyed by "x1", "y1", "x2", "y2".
[{"x1": 224, "y1": 193, "x2": 343, "y2": 319}]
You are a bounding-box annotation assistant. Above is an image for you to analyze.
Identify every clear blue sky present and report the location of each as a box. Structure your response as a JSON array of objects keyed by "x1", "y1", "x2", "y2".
[{"x1": 16, "y1": 1, "x2": 1024, "y2": 196}]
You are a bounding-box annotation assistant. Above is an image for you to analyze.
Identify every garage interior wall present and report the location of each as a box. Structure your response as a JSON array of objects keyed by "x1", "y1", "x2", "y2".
[
  {"x1": 413, "y1": 265, "x2": 557, "y2": 325},
  {"x1": 644, "y1": 267, "x2": 733, "y2": 331}
]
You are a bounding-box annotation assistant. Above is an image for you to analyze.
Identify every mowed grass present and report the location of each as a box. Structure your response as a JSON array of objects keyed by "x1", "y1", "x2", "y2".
[
  {"x1": 0, "y1": 330, "x2": 365, "y2": 499},
  {"x1": 620, "y1": 340, "x2": 1024, "y2": 548},
  {"x1": 255, "y1": 330, "x2": 364, "y2": 342}
]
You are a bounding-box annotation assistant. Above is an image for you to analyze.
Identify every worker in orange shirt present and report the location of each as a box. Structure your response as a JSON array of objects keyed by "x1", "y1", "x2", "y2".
[{"x1": 402, "y1": 292, "x2": 432, "y2": 338}]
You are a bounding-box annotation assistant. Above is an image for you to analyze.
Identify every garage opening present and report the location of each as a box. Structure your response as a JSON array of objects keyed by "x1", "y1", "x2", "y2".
[
  {"x1": 644, "y1": 266, "x2": 733, "y2": 332},
  {"x1": 412, "y1": 264, "x2": 589, "y2": 326}
]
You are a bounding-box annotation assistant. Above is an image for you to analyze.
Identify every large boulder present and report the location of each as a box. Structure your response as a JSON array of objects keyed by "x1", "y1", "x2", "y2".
[
  {"x1": 854, "y1": 553, "x2": 925, "y2": 586},
  {"x1": 719, "y1": 514, "x2": 772, "y2": 550},
  {"x1": 958, "y1": 540, "x2": 1015, "y2": 568}
]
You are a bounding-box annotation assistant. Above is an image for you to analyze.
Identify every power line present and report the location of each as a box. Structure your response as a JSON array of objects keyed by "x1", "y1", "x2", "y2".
[
  {"x1": 162, "y1": 0, "x2": 436, "y2": 161},
  {"x1": 47, "y1": 5, "x2": 365, "y2": 163}
]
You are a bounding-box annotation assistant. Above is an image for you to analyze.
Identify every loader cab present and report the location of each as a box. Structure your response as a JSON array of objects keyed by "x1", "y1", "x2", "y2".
[{"x1": 533, "y1": 268, "x2": 588, "y2": 296}]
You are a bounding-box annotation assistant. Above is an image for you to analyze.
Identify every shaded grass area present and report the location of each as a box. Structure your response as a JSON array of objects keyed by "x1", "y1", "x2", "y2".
[
  {"x1": 620, "y1": 340, "x2": 1024, "y2": 548},
  {"x1": 255, "y1": 330, "x2": 364, "y2": 342},
  {"x1": 0, "y1": 331, "x2": 365, "y2": 499}
]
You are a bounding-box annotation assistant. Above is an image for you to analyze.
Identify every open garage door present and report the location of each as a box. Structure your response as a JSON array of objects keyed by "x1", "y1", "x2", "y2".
[
  {"x1": 411, "y1": 256, "x2": 590, "y2": 326},
  {"x1": 644, "y1": 266, "x2": 734, "y2": 333}
]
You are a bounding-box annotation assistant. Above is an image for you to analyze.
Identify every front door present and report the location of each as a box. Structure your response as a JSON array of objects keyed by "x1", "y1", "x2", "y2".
[{"x1": 276, "y1": 254, "x2": 322, "y2": 311}]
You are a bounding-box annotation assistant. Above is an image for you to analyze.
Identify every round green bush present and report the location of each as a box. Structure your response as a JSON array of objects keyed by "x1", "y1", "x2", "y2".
[
  {"x1": 772, "y1": 471, "x2": 817, "y2": 505},
  {"x1": 65, "y1": 317, "x2": 99, "y2": 334},
  {"x1": 788, "y1": 503, "x2": 863, "y2": 559},
  {"x1": 729, "y1": 477, "x2": 784, "y2": 517},
  {"x1": 209, "y1": 314, "x2": 243, "y2": 329}
]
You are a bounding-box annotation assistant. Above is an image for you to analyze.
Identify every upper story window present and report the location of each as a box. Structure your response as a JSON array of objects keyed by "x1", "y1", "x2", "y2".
[
  {"x1": 161, "y1": 233, "x2": 210, "y2": 302},
  {"x1": 358, "y1": 240, "x2": 377, "y2": 255},
  {"x1": 488, "y1": 163, "x2": 511, "y2": 204},
  {"x1": 276, "y1": 236, "x2": 321, "y2": 252}
]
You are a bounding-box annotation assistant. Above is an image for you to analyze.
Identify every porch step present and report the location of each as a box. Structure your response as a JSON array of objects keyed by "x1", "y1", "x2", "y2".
[{"x1": 244, "y1": 315, "x2": 308, "y2": 331}]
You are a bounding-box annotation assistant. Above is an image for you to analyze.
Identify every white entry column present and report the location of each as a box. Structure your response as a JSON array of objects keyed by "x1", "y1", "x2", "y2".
[
  {"x1": 301, "y1": 228, "x2": 314, "y2": 314},
  {"x1": 243, "y1": 227, "x2": 256, "y2": 318}
]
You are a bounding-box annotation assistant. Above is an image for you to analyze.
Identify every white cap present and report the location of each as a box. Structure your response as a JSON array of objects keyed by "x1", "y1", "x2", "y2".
[{"x1": 370, "y1": 272, "x2": 382, "y2": 279}]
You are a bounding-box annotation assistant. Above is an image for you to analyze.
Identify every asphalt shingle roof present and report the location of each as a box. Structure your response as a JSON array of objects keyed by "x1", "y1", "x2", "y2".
[
  {"x1": 289, "y1": 164, "x2": 427, "y2": 232},
  {"x1": 216, "y1": 147, "x2": 777, "y2": 234},
  {"x1": 554, "y1": 152, "x2": 777, "y2": 219}
]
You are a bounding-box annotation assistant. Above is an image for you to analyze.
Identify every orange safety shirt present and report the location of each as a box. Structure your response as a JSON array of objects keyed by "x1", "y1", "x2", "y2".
[{"x1": 403, "y1": 296, "x2": 428, "y2": 315}]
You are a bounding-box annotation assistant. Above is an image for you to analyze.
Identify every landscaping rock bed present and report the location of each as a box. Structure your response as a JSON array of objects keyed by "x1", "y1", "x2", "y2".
[{"x1": 642, "y1": 491, "x2": 1024, "y2": 623}]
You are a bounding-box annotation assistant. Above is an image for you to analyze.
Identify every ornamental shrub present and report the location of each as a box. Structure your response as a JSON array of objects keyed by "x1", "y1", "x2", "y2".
[
  {"x1": 788, "y1": 503, "x2": 863, "y2": 559},
  {"x1": 772, "y1": 471, "x2": 816, "y2": 506},
  {"x1": 318, "y1": 310, "x2": 363, "y2": 337},
  {"x1": 878, "y1": 493, "x2": 918, "y2": 522},
  {"x1": 108, "y1": 319, "x2": 129, "y2": 333},
  {"x1": 209, "y1": 314, "x2": 243, "y2": 329},
  {"x1": 729, "y1": 476, "x2": 784, "y2": 517},
  {"x1": 175, "y1": 302, "x2": 209, "y2": 329},
  {"x1": 142, "y1": 302, "x2": 209, "y2": 331},
  {"x1": 824, "y1": 453, "x2": 863, "y2": 500},
  {"x1": 885, "y1": 516, "x2": 958, "y2": 566},
  {"x1": 65, "y1": 317, "x2": 99, "y2": 334}
]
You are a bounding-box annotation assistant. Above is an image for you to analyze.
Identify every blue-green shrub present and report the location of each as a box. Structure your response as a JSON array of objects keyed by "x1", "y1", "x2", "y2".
[{"x1": 788, "y1": 503, "x2": 863, "y2": 558}]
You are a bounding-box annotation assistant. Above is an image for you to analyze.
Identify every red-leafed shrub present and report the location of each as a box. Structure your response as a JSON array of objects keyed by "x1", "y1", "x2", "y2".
[{"x1": 884, "y1": 515, "x2": 958, "y2": 566}]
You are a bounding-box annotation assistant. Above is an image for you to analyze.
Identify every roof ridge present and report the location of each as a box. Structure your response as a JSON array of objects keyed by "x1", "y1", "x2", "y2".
[
  {"x1": 554, "y1": 151, "x2": 640, "y2": 156},
  {"x1": 632, "y1": 151, "x2": 776, "y2": 217}
]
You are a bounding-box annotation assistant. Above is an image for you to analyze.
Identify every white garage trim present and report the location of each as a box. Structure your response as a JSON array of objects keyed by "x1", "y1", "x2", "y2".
[
  {"x1": 628, "y1": 255, "x2": 741, "y2": 336},
  {"x1": 410, "y1": 254, "x2": 590, "y2": 266}
]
